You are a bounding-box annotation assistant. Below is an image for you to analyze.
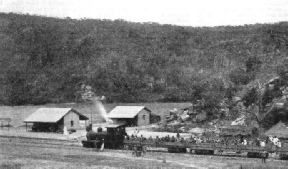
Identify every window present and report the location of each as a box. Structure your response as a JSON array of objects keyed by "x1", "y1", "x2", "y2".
[
  {"x1": 142, "y1": 115, "x2": 146, "y2": 120},
  {"x1": 70, "y1": 121, "x2": 74, "y2": 127}
]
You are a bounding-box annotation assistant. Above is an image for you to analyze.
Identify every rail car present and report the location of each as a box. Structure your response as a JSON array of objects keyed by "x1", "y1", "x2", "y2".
[
  {"x1": 124, "y1": 139, "x2": 288, "y2": 158},
  {"x1": 81, "y1": 124, "x2": 288, "y2": 160}
]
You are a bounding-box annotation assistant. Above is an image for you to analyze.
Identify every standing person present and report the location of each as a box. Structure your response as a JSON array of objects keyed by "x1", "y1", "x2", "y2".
[
  {"x1": 256, "y1": 138, "x2": 260, "y2": 146},
  {"x1": 278, "y1": 140, "x2": 282, "y2": 148},
  {"x1": 142, "y1": 146, "x2": 147, "y2": 156},
  {"x1": 100, "y1": 139, "x2": 105, "y2": 151},
  {"x1": 243, "y1": 139, "x2": 247, "y2": 145},
  {"x1": 132, "y1": 146, "x2": 137, "y2": 156},
  {"x1": 63, "y1": 126, "x2": 69, "y2": 136},
  {"x1": 171, "y1": 136, "x2": 176, "y2": 142},
  {"x1": 261, "y1": 150, "x2": 268, "y2": 163},
  {"x1": 266, "y1": 136, "x2": 269, "y2": 144},
  {"x1": 260, "y1": 140, "x2": 266, "y2": 147},
  {"x1": 273, "y1": 136, "x2": 279, "y2": 145},
  {"x1": 176, "y1": 133, "x2": 180, "y2": 141},
  {"x1": 269, "y1": 135, "x2": 273, "y2": 142},
  {"x1": 134, "y1": 128, "x2": 139, "y2": 137}
]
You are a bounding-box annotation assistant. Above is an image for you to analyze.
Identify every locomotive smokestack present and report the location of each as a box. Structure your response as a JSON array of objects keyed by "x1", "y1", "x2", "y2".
[{"x1": 93, "y1": 97, "x2": 113, "y2": 124}]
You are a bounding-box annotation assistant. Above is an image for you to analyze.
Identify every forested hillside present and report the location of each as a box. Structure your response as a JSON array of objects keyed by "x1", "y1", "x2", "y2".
[{"x1": 0, "y1": 13, "x2": 288, "y2": 105}]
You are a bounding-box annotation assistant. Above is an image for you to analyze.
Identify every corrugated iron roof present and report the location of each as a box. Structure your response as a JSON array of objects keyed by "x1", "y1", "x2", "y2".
[
  {"x1": 107, "y1": 106, "x2": 151, "y2": 118},
  {"x1": 24, "y1": 108, "x2": 88, "y2": 123}
]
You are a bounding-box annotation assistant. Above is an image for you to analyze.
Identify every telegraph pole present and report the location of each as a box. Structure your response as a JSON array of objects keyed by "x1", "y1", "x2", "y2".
[{"x1": 90, "y1": 100, "x2": 93, "y2": 124}]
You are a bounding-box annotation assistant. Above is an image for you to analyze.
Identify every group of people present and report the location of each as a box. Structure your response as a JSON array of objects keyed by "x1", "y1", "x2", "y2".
[
  {"x1": 233, "y1": 135, "x2": 283, "y2": 149},
  {"x1": 125, "y1": 133, "x2": 286, "y2": 163},
  {"x1": 248, "y1": 135, "x2": 282, "y2": 149},
  {"x1": 126, "y1": 133, "x2": 185, "y2": 143},
  {"x1": 126, "y1": 133, "x2": 230, "y2": 145},
  {"x1": 125, "y1": 133, "x2": 283, "y2": 149},
  {"x1": 269, "y1": 135, "x2": 282, "y2": 147}
]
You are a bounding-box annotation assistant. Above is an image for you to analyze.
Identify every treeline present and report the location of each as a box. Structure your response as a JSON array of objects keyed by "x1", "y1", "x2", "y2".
[{"x1": 0, "y1": 13, "x2": 288, "y2": 105}]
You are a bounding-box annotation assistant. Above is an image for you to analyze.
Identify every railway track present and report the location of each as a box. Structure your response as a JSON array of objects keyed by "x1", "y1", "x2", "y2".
[
  {"x1": 0, "y1": 135, "x2": 287, "y2": 164},
  {"x1": 0, "y1": 135, "x2": 82, "y2": 149}
]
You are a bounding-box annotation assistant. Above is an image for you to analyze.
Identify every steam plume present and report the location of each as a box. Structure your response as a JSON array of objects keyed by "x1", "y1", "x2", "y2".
[{"x1": 93, "y1": 98, "x2": 113, "y2": 124}]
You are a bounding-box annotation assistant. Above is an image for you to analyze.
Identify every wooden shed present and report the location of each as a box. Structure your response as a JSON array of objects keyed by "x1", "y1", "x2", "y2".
[
  {"x1": 107, "y1": 106, "x2": 151, "y2": 126},
  {"x1": 24, "y1": 108, "x2": 88, "y2": 132}
]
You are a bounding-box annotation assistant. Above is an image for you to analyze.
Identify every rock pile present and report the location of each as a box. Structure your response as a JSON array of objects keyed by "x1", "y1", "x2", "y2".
[
  {"x1": 164, "y1": 100, "x2": 230, "y2": 126},
  {"x1": 159, "y1": 99, "x2": 232, "y2": 134}
]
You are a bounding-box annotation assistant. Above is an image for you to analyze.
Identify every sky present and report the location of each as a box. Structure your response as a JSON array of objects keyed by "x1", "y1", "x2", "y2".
[{"x1": 1, "y1": 0, "x2": 288, "y2": 27}]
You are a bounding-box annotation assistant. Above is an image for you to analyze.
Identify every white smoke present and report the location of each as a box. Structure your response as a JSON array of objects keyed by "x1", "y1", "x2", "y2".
[{"x1": 93, "y1": 98, "x2": 113, "y2": 124}]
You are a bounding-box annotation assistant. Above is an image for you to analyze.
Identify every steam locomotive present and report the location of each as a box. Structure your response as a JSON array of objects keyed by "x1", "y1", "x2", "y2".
[
  {"x1": 82, "y1": 123, "x2": 126, "y2": 149},
  {"x1": 82, "y1": 124, "x2": 288, "y2": 160}
]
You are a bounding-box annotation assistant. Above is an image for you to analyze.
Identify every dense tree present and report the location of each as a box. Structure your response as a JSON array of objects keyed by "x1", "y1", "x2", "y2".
[{"x1": 1, "y1": 13, "x2": 288, "y2": 105}]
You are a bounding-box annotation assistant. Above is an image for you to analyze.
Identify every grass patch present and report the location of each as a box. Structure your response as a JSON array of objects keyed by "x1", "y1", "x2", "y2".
[{"x1": 0, "y1": 162, "x2": 22, "y2": 169}]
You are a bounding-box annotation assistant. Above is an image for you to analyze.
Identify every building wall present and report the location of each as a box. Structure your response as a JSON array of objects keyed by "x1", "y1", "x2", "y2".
[
  {"x1": 137, "y1": 109, "x2": 150, "y2": 126},
  {"x1": 64, "y1": 111, "x2": 80, "y2": 129},
  {"x1": 111, "y1": 118, "x2": 127, "y2": 125}
]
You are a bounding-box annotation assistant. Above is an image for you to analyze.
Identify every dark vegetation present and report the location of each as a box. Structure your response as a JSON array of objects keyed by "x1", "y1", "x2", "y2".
[{"x1": 0, "y1": 13, "x2": 288, "y2": 113}]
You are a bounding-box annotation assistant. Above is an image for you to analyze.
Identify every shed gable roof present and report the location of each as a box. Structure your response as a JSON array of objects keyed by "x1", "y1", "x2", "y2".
[
  {"x1": 265, "y1": 121, "x2": 288, "y2": 138},
  {"x1": 24, "y1": 108, "x2": 88, "y2": 123},
  {"x1": 107, "y1": 106, "x2": 151, "y2": 118}
]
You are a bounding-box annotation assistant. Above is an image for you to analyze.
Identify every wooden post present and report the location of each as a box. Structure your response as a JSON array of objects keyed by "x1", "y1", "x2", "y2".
[
  {"x1": 90, "y1": 105, "x2": 93, "y2": 124},
  {"x1": 26, "y1": 123, "x2": 27, "y2": 131}
]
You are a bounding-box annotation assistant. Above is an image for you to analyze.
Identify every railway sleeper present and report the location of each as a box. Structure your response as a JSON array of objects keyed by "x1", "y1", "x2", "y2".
[
  {"x1": 194, "y1": 149, "x2": 214, "y2": 155},
  {"x1": 82, "y1": 140, "x2": 98, "y2": 148},
  {"x1": 279, "y1": 153, "x2": 288, "y2": 160},
  {"x1": 167, "y1": 147, "x2": 187, "y2": 153},
  {"x1": 247, "y1": 152, "x2": 262, "y2": 158}
]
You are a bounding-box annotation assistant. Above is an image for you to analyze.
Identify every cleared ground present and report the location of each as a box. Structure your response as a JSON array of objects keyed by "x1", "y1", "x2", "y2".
[
  {"x1": 1, "y1": 135, "x2": 288, "y2": 169},
  {"x1": 0, "y1": 102, "x2": 192, "y2": 127}
]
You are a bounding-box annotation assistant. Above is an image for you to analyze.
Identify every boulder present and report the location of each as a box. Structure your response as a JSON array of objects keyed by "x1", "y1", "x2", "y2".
[
  {"x1": 182, "y1": 116, "x2": 191, "y2": 122},
  {"x1": 192, "y1": 117, "x2": 197, "y2": 123},
  {"x1": 166, "y1": 114, "x2": 177, "y2": 122},
  {"x1": 180, "y1": 110, "x2": 190, "y2": 121},
  {"x1": 188, "y1": 127, "x2": 205, "y2": 134},
  {"x1": 187, "y1": 110, "x2": 197, "y2": 115},
  {"x1": 177, "y1": 116, "x2": 184, "y2": 123},
  {"x1": 167, "y1": 120, "x2": 181, "y2": 126},
  {"x1": 232, "y1": 96, "x2": 241, "y2": 102},
  {"x1": 179, "y1": 126, "x2": 186, "y2": 132},
  {"x1": 169, "y1": 108, "x2": 178, "y2": 116},
  {"x1": 231, "y1": 116, "x2": 245, "y2": 125},
  {"x1": 195, "y1": 111, "x2": 207, "y2": 122}
]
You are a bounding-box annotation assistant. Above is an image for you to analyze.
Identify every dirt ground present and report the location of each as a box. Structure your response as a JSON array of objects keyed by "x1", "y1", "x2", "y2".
[
  {"x1": 1, "y1": 120, "x2": 288, "y2": 168},
  {"x1": 1, "y1": 128, "x2": 288, "y2": 168},
  {"x1": 1, "y1": 139, "x2": 288, "y2": 169}
]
